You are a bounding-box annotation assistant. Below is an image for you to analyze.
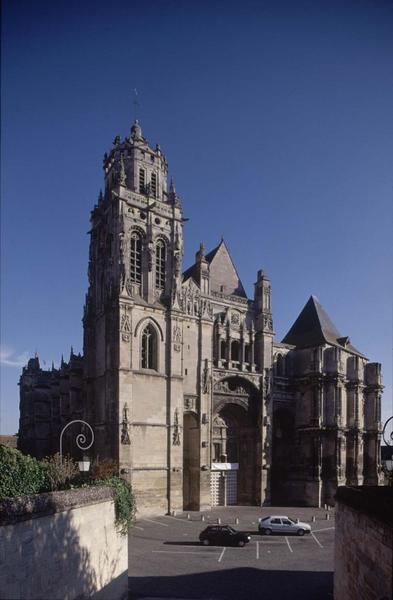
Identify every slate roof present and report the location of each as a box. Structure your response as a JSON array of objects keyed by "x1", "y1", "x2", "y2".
[
  {"x1": 183, "y1": 239, "x2": 247, "y2": 298},
  {"x1": 182, "y1": 241, "x2": 223, "y2": 283},
  {"x1": 182, "y1": 262, "x2": 199, "y2": 284},
  {"x1": 282, "y1": 295, "x2": 366, "y2": 357}
]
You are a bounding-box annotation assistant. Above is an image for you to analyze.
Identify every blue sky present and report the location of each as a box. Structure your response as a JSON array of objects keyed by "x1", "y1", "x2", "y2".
[{"x1": 1, "y1": 0, "x2": 392, "y2": 435}]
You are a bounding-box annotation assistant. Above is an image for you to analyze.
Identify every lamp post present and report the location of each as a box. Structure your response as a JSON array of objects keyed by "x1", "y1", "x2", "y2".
[
  {"x1": 382, "y1": 416, "x2": 393, "y2": 447},
  {"x1": 382, "y1": 416, "x2": 393, "y2": 485},
  {"x1": 59, "y1": 420, "x2": 94, "y2": 471}
]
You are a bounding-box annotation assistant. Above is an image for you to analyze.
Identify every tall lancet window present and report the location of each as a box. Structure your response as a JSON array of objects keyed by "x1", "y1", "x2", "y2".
[
  {"x1": 141, "y1": 324, "x2": 157, "y2": 370},
  {"x1": 151, "y1": 173, "x2": 157, "y2": 197},
  {"x1": 155, "y1": 239, "x2": 166, "y2": 290},
  {"x1": 139, "y1": 169, "x2": 145, "y2": 193},
  {"x1": 130, "y1": 232, "x2": 142, "y2": 283}
]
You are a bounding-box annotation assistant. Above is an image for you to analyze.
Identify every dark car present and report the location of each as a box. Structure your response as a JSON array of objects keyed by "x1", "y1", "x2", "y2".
[{"x1": 199, "y1": 525, "x2": 251, "y2": 547}]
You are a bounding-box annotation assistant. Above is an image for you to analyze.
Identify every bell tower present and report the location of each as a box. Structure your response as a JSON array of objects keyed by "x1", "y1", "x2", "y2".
[{"x1": 84, "y1": 120, "x2": 185, "y2": 513}]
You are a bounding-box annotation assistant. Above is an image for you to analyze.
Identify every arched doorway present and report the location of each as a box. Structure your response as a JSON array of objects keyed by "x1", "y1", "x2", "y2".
[
  {"x1": 271, "y1": 408, "x2": 295, "y2": 504},
  {"x1": 212, "y1": 376, "x2": 260, "y2": 506},
  {"x1": 183, "y1": 412, "x2": 200, "y2": 510}
]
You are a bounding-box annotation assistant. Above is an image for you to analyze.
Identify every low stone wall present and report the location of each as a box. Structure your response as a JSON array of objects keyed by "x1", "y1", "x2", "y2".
[
  {"x1": 334, "y1": 486, "x2": 393, "y2": 600},
  {"x1": 0, "y1": 486, "x2": 127, "y2": 600}
]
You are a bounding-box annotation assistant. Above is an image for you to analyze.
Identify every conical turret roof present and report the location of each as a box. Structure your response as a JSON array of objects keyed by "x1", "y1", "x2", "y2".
[{"x1": 282, "y1": 295, "x2": 365, "y2": 356}]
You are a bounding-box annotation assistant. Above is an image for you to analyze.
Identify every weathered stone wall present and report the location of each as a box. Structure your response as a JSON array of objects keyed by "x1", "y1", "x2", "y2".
[
  {"x1": 334, "y1": 486, "x2": 393, "y2": 600},
  {"x1": 0, "y1": 486, "x2": 127, "y2": 600}
]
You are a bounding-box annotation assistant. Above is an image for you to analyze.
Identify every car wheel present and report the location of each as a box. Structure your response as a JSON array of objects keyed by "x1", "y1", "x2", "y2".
[
  {"x1": 237, "y1": 540, "x2": 245, "y2": 547},
  {"x1": 264, "y1": 528, "x2": 272, "y2": 536},
  {"x1": 297, "y1": 529, "x2": 305, "y2": 536},
  {"x1": 202, "y1": 539, "x2": 210, "y2": 546}
]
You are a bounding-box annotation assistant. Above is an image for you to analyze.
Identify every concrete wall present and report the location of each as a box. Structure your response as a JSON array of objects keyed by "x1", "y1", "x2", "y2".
[
  {"x1": 0, "y1": 486, "x2": 127, "y2": 600},
  {"x1": 334, "y1": 486, "x2": 393, "y2": 600}
]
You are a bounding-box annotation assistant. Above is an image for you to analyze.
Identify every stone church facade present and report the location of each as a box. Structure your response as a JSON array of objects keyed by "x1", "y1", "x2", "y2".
[{"x1": 18, "y1": 120, "x2": 383, "y2": 514}]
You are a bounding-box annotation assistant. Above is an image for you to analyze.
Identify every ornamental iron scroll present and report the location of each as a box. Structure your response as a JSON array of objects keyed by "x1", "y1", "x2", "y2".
[
  {"x1": 59, "y1": 420, "x2": 94, "y2": 464},
  {"x1": 382, "y1": 416, "x2": 393, "y2": 448}
]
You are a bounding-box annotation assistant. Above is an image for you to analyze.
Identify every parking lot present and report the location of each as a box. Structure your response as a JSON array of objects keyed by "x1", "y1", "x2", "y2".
[{"x1": 128, "y1": 506, "x2": 334, "y2": 600}]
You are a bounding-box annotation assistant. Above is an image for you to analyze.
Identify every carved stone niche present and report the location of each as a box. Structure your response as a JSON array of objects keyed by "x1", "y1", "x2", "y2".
[
  {"x1": 173, "y1": 324, "x2": 182, "y2": 353},
  {"x1": 230, "y1": 310, "x2": 241, "y2": 328},
  {"x1": 184, "y1": 395, "x2": 199, "y2": 414},
  {"x1": 213, "y1": 379, "x2": 249, "y2": 395}
]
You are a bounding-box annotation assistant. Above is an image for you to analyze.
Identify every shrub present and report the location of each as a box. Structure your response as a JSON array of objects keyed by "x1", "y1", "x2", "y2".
[
  {"x1": 0, "y1": 446, "x2": 136, "y2": 535},
  {"x1": 94, "y1": 476, "x2": 136, "y2": 535},
  {"x1": 90, "y1": 457, "x2": 118, "y2": 480},
  {"x1": 41, "y1": 453, "x2": 79, "y2": 491},
  {"x1": 0, "y1": 444, "x2": 48, "y2": 499}
]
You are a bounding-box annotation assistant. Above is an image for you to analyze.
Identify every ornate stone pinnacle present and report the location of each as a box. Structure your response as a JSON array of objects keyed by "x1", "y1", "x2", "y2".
[{"x1": 119, "y1": 153, "x2": 126, "y2": 186}]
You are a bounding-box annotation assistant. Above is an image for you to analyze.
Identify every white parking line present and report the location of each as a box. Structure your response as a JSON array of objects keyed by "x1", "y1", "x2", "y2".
[
  {"x1": 134, "y1": 525, "x2": 144, "y2": 531},
  {"x1": 256, "y1": 541, "x2": 259, "y2": 559},
  {"x1": 311, "y1": 532, "x2": 324, "y2": 548},
  {"x1": 285, "y1": 537, "x2": 293, "y2": 553},
  {"x1": 218, "y1": 547, "x2": 226, "y2": 563},
  {"x1": 312, "y1": 527, "x2": 335, "y2": 533},
  {"x1": 152, "y1": 550, "x2": 217, "y2": 555},
  {"x1": 142, "y1": 518, "x2": 169, "y2": 527}
]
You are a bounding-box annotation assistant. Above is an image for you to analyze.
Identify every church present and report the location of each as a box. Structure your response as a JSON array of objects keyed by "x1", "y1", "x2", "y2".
[{"x1": 18, "y1": 119, "x2": 383, "y2": 514}]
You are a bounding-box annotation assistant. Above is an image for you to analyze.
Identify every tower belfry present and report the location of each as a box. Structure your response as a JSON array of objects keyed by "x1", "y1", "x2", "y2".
[{"x1": 83, "y1": 119, "x2": 186, "y2": 512}]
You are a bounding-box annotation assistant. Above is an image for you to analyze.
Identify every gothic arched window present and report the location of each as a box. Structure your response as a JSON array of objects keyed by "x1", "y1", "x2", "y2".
[
  {"x1": 130, "y1": 232, "x2": 142, "y2": 283},
  {"x1": 231, "y1": 341, "x2": 240, "y2": 362},
  {"x1": 276, "y1": 354, "x2": 285, "y2": 376},
  {"x1": 244, "y1": 344, "x2": 250, "y2": 363},
  {"x1": 139, "y1": 169, "x2": 145, "y2": 193},
  {"x1": 151, "y1": 173, "x2": 157, "y2": 197},
  {"x1": 155, "y1": 239, "x2": 166, "y2": 290},
  {"x1": 141, "y1": 324, "x2": 157, "y2": 370}
]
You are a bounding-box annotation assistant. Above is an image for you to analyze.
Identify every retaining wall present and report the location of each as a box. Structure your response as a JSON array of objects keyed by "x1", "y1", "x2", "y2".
[
  {"x1": 334, "y1": 486, "x2": 393, "y2": 600},
  {"x1": 0, "y1": 486, "x2": 127, "y2": 600}
]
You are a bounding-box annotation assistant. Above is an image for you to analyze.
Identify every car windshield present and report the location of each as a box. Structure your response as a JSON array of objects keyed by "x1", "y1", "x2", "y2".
[
  {"x1": 226, "y1": 526, "x2": 236, "y2": 533},
  {"x1": 261, "y1": 517, "x2": 270, "y2": 521},
  {"x1": 287, "y1": 518, "x2": 296, "y2": 524}
]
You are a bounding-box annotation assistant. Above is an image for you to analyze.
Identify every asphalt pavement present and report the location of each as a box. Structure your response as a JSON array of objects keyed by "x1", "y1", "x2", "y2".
[{"x1": 128, "y1": 506, "x2": 334, "y2": 600}]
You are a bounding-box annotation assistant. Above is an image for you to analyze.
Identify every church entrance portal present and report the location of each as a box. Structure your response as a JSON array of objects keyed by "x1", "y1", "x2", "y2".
[
  {"x1": 183, "y1": 412, "x2": 200, "y2": 510},
  {"x1": 212, "y1": 376, "x2": 260, "y2": 506},
  {"x1": 271, "y1": 407, "x2": 295, "y2": 504}
]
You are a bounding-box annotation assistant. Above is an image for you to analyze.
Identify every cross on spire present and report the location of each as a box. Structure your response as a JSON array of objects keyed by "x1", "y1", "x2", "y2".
[{"x1": 133, "y1": 88, "x2": 140, "y2": 121}]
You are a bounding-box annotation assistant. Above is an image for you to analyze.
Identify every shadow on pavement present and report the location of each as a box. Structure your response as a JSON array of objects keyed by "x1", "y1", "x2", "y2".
[{"x1": 129, "y1": 567, "x2": 333, "y2": 600}]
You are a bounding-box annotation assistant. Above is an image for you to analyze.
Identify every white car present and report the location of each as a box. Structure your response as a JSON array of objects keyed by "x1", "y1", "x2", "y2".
[{"x1": 258, "y1": 515, "x2": 311, "y2": 536}]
